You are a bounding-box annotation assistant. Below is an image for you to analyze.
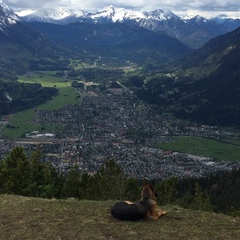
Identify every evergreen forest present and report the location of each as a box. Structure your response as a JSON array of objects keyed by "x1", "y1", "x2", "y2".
[{"x1": 0, "y1": 146, "x2": 239, "y2": 217}]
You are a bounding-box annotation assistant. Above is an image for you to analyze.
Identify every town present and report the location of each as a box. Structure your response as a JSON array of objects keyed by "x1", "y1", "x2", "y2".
[{"x1": 1, "y1": 84, "x2": 240, "y2": 179}]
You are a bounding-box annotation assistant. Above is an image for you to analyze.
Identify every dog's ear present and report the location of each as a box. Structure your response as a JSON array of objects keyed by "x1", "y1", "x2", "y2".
[
  {"x1": 151, "y1": 180, "x2": 155, "y2": 187},
  {"x1": 143, "y1": 179, "x2": 148, "y2": 186}
]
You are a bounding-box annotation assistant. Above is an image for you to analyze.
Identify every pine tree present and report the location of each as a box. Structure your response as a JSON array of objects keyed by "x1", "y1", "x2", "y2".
[
  {"x1": 3, "y1": 146, "x2": 31, "y2": 195},
  {"x1": 93, "y1": 159, "x2": 127, "y2": 200},
  {"x1": 156, "y1": 176, "x2": 178, "y2": 204},
  {"x1": 78, "y1": 172, "x2": 91, "y2": 199},
  {"x1": 191, "y1": 183, "x2": 212, "y2": 211},
  {"x1": 28, "y1": 150, "x2": 60, "y2": 198},
  {"x1": 124, "y1": 178, "x2": 140, "y2": 202},
  {"x1": 61, "y1": 166, "x2": 81, "y2": 199}
]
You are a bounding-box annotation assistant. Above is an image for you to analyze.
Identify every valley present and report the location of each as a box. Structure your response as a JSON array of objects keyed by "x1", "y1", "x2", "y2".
[
  {"x1": 1, "y1": 69, "x2": 240, "y2": 179},
  {"x1": 1, "y1": 1, "x2": 240, "y2": 180}
]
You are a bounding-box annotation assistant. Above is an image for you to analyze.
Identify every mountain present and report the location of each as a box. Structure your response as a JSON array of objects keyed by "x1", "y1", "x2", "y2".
[
  {"x1": 0, "y1": 2, "x2": 69, "y2": 80},
  {"x1": 1, "y1": 2, "x2": 240, "y2": 127},
  {"x1": 0, "y1": 2, "x2": 191, "y2": 76},
  {"x1": 19, "y1": 6, "x2": 240, "y2": 48},
  {"x1": 137, "y1": 26, "x2": 240, "y2": 127},
  {"x1": 0, "y1": 0, "x2": 20, "y2": 29},
  {"x1": 0, "y1": 2, "x2": 68, "y2": 116},
  {"x1": 26, "y1": 21, "x2": 191, "y2": 67},
  {"x1": 20, "y1": 7, "x2": 88, "y2": 24}
]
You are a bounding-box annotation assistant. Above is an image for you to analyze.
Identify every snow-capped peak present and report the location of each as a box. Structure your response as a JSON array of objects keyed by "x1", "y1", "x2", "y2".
[
  {"x1": 143, "y1": 9, "x2": 178, "y2": 21},
  {"x1": 15, "y1": 9, "x2": 37, "y2": 17},
  {"x1": 20, "y1": 7, "x2": 87, "y2": 23},
  {"x1": 0, "y1": 1, "x2": 20, "y2": 29},
  {"x1": 24, "y1": 7, "x2": 85, "y2": 20},
  {"x1": 213, "y1": 14, "x2": 228, "y2": 23},
  {"x1": 90, "y1": 5, "x2": 146, "y2": 22},
  {"x1": 9, "y1": 3, "x2": 240, "y2": 27}
]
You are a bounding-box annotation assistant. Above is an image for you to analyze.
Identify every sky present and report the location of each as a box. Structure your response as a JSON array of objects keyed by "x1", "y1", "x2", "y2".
[{"x1": 4, "y1": 0, "x2": 240, "y2": 18}]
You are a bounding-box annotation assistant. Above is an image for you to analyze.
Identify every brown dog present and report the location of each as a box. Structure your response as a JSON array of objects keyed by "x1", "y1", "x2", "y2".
[{"x1": 111, "y1": 180, "x2": 166, "y2": 221}]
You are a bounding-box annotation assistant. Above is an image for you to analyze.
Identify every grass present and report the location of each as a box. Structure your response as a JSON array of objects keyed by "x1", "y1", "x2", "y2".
[
  {"x1": 18, "y1": 73, "x2": 81, "y2": 110},
  {"x1": 1, "y1": 73, "x2": 81, "y2": 138},
  {"x1": 0, "y1": 194, "x2": 239, "y2": 240},
  {"x1": 157, "y1": 136, "x2": 240, "y2": 161},
  {"x1": 18, "y1": 73, "x2": 69, "y2": 88}
]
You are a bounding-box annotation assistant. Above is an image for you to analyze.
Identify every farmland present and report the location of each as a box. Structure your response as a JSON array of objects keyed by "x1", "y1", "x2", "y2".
[{"x1": 157, "y1": 136, "x2": 240, "y2": 161}]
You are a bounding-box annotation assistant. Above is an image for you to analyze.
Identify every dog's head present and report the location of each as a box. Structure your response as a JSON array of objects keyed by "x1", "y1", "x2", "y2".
[{"x1": 141, "y1": 180, "x2": 158, "y2": 200}]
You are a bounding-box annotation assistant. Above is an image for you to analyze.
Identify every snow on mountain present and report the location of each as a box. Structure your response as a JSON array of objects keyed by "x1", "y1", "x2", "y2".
[
  {"x1": 20, "y1": 7, "x2": 87, "y2": 23},
  {"x1": 187, "y1": 15, "x2": 209, "y2": 24},
  {"x1": 2, "y1": 3, "x2": 240, "y2": 49},
  {"x1": 16, "y1": 4, "x2": 240, "y2": 26},
  {"x1": 90, "y1": 5, "x2": 146, "y2": 22},
  {"x1": 15, "y1": 9, "x2": 37, "y2": 17},
  {"x1": 19, "y1": 5, "x2": 180, "y2": 24},
  {"x1": 3, "y1": 3, "x2": 240, "y2": 26},
  {"x1": 143, "y1": 9, "x2": 179, "y2": 21},
  {"x1": 213, "y1": 14, "x2": 229, "y2": 23},
  {"x1": 0, "y1": 0, "x2": 20, "y2": 30}
]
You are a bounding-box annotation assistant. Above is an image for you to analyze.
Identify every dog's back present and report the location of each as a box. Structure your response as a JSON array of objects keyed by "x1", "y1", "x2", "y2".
[{"x1": 111, "y1": 201, "x2": 147, "y2": 221}]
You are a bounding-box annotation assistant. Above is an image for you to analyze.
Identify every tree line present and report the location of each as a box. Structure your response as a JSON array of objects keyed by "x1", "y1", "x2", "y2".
[
  {"x1": 0, "y1": 81, "x2": 58, "y2": 116},
  {"x1": 0, "y1": 146, "x2": 239, "y2": 216}
]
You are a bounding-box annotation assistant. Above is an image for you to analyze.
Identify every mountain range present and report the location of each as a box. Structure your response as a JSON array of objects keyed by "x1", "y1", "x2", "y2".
[
  {"x1": 18, "y1": 5, "x2": 240, "y2": 49},
  {"x1": 0, "y1": 1, "x2": 240, "y2": 127},
  {"x1": 136, "y1": 25, "x2": 240, "y2": 126},
  {"x1": 0, "y1": 1, "x2": 191, "y2": 72}
]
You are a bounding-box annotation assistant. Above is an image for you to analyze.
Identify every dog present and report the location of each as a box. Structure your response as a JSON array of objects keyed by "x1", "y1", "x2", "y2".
[{"x1": 111, "y1": 180, "x2": 166, "y2": 221}]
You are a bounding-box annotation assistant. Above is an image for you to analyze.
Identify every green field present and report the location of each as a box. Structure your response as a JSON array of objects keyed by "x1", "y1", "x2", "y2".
[
  {"x1": 157, "y1": 136, "x2": 240, "y2": 161},
  {"x1": 1, "y1": 195, "x2": 239, "y2": 240},
  {"x1": 1, "y1": 73, "x2": 81, "y2": 138}
]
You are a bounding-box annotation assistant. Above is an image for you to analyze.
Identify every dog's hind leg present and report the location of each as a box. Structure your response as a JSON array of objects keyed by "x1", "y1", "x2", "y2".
[{"x1": 157, "y1": 209, "x2": 167, "y2": 217}]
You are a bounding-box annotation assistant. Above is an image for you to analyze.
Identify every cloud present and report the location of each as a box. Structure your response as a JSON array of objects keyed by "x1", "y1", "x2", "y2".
[
  {"x1": 4, "y1": 0, "x2": 240, "y2": 12},
  {"x1": 4, "y1": 0, "x2": 59, "y2": 8}
]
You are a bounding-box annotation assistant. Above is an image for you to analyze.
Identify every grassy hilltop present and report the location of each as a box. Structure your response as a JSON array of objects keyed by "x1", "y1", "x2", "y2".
[{"x1": 0, "y1": 194, "x2": 239, "y2": 240}]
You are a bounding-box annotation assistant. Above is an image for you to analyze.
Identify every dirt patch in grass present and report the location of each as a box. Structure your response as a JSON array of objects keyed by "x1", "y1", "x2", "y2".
[{"x1": 0, "y1": 195, "x2": 239, "y2": 240}]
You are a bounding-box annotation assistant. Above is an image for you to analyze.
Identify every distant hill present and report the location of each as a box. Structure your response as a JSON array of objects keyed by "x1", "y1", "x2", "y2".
[
  {"x1": 136, "y1": 26, "x2": 240, "y2": 127},
  {"x1": 0, "y1": 20, "x2": 62, "y2": 80},
  {"x1": 26, "y1": 21, "x2": 191, "y2": 67},
  {"x1": 174, "y1": 26, "x2": 240, "y2": 126},
  {"x1": 0, "y1": 2, "x2": 64, "y2": 115},
  {"x1": 1, "y1": 194, "x2": 239, "y2": 240}
]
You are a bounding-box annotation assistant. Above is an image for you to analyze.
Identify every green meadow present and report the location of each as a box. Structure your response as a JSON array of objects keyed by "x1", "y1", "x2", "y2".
[
  {"x1": 157, "y1": 136, "x2": 240, "y2": 161},
  {"x1": 1, "y1": 73, "x2": 81, "y2": 138},
  {"x1": 18, "y1": 73, "x2": 82, "y2": 110},
  {"x1": 1, "y1": 195, "x2": 239, "y2": 240}
]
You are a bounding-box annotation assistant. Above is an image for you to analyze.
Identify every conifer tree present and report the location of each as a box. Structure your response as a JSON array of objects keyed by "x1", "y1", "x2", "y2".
[
  {"x1": 61, "y1": 166, "x2": 81, "y2": 199},
  {"x1": 191, "y1": 183, "x2": 212, "y2": 211},
  {"x1": 78, "y1": 172, "x2": 91, "y2": 199},
  {"x1": 4, "y1": 146, "x2": 31, "y2": 195},
  {"x1": 156, "y1": 176, "x2": 178, "y2": 204},
  {"x1": 94, "y1": 159, "x2": 127, "y2": 200},
  {"x1": 124, "y1": 178, "x2": 140, "y2": 202}
]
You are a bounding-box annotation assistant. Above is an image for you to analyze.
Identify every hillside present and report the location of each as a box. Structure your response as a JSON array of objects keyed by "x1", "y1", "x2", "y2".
[
  {"x1": 26, "y1": 21, "x2": 191, "y2": 67},
  {"x1": 0, "y1": 194, "x2": 239, "y2": 240},
  {"x1": 173, "y1": 26, "x2": 240, "y2": 126},
  {"x1": 136, "y1": 26, "x2": 240, "y2": 127}
]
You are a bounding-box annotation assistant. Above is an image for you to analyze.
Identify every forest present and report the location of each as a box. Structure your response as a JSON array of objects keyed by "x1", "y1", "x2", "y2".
[
  {"x1": 0, "y1": 81, "x2": 58, "y2": 116},
  {"x1": 0, "y1": 146, "x2": 239, "y2": 217}
]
